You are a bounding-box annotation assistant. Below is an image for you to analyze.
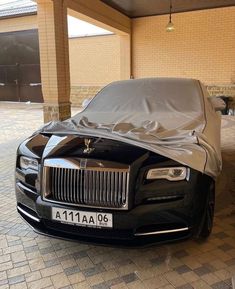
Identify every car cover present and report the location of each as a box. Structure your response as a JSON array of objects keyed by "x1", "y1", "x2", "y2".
[{"x1": 39, "y1": 78, "x2": 222, "y2": 178}]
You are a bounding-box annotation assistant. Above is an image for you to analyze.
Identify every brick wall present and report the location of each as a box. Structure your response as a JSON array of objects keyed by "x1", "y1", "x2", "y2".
[
  {"x1": 0, "y1": 7, "x2": 235, "y2": 107},
  {"x1": 69, "y1": 34, "x2": 120, "y2": 105},
  {"x1": 69, "y1": 34, "x2": 120, "y2": 86},
  {"x1": 132, "y1": 7, "x2": 235, "y2": 101},
  {"x1": 0, "y1": 15, "x2": 37, "y2": 33},
  {"x1": 0, "y1": 15, "x2": 120, "y2": 105},
  {"x1": 71, "y1": 85, "x2": 102, "y2": 106},
  {"x1": 0, "y1": 18, "x2": 120, "y2": 85}
]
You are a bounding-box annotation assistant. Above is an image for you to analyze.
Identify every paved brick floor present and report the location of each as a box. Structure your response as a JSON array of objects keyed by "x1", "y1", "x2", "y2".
[{"x1": 0, "y1": 103, "x2": 235, "y2": 289}]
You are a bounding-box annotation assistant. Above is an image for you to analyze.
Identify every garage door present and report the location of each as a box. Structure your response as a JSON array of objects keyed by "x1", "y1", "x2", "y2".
[
  {"x1": 0, "y1": 63, "x2": 42, "y2": 102},
  {"x1": 0, "y1": 29, "x2": 43, "y2": 103}
]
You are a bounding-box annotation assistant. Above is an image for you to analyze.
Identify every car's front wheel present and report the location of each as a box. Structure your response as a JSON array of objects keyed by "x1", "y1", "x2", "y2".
[{"x1": 197, "y1": 181, "x2": 215, "y2": 239}]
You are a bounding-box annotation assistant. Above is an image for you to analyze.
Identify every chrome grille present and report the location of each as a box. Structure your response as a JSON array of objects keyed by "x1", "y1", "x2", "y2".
[{"x1": 43, "y1": 158, "x2": 130, "y2": 210}]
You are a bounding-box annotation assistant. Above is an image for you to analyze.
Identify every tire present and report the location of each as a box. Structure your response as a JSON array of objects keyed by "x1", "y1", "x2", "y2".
[{"x1": 197, "y1": 181, "x2": 215, "y2": 239}]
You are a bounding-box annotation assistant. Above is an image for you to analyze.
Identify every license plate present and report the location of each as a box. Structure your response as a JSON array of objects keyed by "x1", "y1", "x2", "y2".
[{"x1": 52, "y1": 207, "x2": 113, "y2": 228}]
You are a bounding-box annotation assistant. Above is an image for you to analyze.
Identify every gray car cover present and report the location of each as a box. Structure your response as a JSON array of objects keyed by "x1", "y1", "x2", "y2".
[{"x1": 40, "y1": 78, "x2": 222, "y2": 178}]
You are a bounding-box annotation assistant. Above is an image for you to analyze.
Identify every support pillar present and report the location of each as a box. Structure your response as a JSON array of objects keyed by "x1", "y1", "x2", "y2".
[
  {"x1": 66, "y1": 0, "x2": 132, "y2": 80},
  {"x1": 119, "y1": 34, "x2": 131, "y2": 80},
  {"x1": 37, "y1": 0, "x2": 71, "y2": 122}
]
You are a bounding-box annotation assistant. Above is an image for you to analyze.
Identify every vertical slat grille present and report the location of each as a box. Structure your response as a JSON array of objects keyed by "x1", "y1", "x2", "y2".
[{"x1": 48, "y1": 167, "x2": 129, "y2": 209}]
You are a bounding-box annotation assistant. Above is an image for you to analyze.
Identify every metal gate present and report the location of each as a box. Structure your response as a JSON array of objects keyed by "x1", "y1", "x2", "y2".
[
  {"x1": 0, "y1": 29, "x2": 43, "y2": 103},
  {"x1": 0, "y1": 63, "x2": 43, "y2": 103}
]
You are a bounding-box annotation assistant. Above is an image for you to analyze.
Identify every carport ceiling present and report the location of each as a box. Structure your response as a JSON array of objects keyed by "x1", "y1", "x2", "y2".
[{"x1": 101, "y1": 0, "x2": 235, "y2": 17}]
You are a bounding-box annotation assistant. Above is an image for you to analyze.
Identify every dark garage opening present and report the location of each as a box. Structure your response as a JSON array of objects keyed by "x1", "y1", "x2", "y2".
[{"x1": 0, "y1": 29, "x2": 43, "y2": 103}]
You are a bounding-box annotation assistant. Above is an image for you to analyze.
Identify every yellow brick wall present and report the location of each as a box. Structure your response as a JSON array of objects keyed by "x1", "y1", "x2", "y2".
[
  {"x1": 1, "y1": 7, "x2": 234, "y2": 92},
  {"x1": 0, "y1": 15, "x2": 37, "y2": 33},
  {"x1": 69, "y1": 35, "x2": 120, "y2": 85},
  {"x1": 0, "y1": 15, "x2": 120, "y2": 87},
  {"x1": 132, "y1": 7, "x2": 235, "y2": 85}
]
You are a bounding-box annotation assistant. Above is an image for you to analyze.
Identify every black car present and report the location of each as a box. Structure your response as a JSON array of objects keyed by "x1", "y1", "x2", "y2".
[{"x1": 15, "y1": 78, "x2": 221, "y2": 245}]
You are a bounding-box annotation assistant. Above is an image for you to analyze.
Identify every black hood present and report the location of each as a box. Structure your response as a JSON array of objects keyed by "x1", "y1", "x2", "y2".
[{"x1": 19, "y1": 133, "x2": 156, "y2": 166}]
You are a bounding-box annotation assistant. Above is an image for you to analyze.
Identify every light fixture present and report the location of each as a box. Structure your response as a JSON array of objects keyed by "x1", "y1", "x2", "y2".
[{"x1": 166, "y1": 0, "x2": 175, "y2": 32}]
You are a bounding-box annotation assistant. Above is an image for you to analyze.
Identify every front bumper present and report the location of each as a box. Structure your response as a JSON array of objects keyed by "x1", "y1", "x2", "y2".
[{"x1": 16, "y1": 181, "x2": 194, "y2": 245}]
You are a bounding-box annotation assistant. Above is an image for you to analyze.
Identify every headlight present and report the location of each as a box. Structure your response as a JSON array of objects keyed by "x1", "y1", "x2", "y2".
[
  {"x1": 146, "y1": 167, "x2": 188, "y2": 181},
  {"x1": 20, "y1": 156, "x2": 38, "y2": 171}
]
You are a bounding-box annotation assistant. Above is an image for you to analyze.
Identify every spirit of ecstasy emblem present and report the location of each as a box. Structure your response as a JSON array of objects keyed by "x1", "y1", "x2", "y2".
[{"x1": 83, "y1": 138, "x2": 94, "y2": 154}]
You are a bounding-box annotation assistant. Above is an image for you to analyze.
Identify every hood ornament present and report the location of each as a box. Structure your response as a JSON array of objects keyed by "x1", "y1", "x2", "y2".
[{"x1": 83, "y1": 138, "x2": 95, "y2": 154}]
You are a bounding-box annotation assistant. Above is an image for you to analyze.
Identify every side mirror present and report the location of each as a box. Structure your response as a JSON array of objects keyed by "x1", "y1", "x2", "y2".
[
  {"x1": 82, "y1": 98, "x2": 91, "y2": 108},
  {"x1": 208, "y1": 97, "x2": 226, "y2": 112}
]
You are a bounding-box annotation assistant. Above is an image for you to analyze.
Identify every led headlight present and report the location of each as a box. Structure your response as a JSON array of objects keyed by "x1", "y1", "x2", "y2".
[
  {"x1": 146, "y1": 167, "x2": 188, "y2": 181},
  {"x1": 20, "y1": 156, "x2": 38, "y2": 171}
]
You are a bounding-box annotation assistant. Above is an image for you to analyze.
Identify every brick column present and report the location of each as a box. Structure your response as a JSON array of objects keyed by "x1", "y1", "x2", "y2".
[
  {"x1": 37, "y1": 0, "x2": 71, "y2": 122},
  {"x1": 119, "y1": 34, "x2": 131, "y2": 80}
]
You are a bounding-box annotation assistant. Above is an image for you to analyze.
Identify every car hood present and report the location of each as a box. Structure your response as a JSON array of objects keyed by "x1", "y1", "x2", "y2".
[{"x1": 41, "y1": 134, "x2": 150, "y2": 165}]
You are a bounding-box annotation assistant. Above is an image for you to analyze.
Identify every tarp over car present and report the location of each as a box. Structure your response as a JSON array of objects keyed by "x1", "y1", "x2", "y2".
[{"x1": 40, "y1": 78, "x2": 222, "y2": 178}]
